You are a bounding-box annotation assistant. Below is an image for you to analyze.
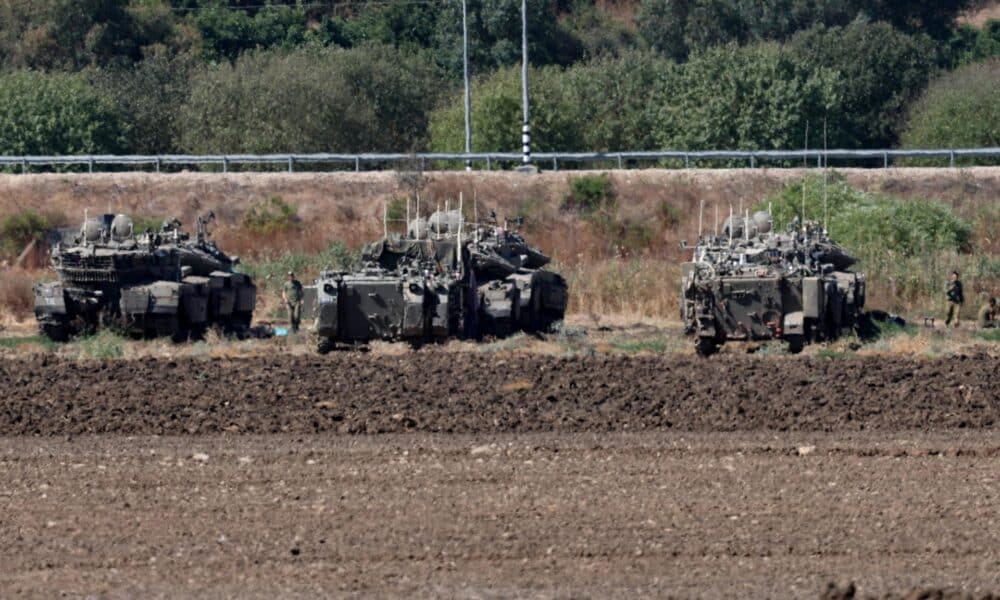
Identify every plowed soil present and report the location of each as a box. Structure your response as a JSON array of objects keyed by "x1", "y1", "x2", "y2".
[
  {"x1": 3, "y1": 352, "x2": 1000, "y2": 598},
  {"x1": 1, "y1": 353, "x2": 998, "y2": 436}
]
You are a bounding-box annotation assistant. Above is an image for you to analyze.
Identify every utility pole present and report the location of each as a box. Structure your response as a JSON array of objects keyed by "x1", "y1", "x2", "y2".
[
  {"x1": 519, "y1": 0, "x2": 532, "y2": 170},
  {"x1": 462, "y1": 0, "x2": 472, "y2": 171}
]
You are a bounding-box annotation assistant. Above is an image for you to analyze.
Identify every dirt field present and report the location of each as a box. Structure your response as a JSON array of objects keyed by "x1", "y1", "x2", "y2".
[{"x1": 2, "y1": 352, "x2": 1000, "y2": 598}]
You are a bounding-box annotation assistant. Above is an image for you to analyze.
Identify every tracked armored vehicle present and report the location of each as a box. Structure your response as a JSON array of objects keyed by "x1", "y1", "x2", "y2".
[
  {"x1": 34, "y1": 213, "x2": 256, "y2": 341},
  {"x1": 306, "y1": 209, "x2": 567, "y2": 352},
  {"x1": 681, "y1": 212, "x2": 865, "y2": 355}
]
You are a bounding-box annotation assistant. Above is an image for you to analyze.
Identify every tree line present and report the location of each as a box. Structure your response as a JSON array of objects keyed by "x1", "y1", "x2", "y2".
[{"x1": 0, "y1": 0, "x2": 997, "y2": 159}]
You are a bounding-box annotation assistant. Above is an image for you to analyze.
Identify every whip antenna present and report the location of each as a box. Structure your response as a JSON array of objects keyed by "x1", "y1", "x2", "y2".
[
  {"x1": 823, "y1": 116, "x2": 829, "y2": 234},
  {"x1": 802, "y1": 121, "x2": 809, "y2": 232}
]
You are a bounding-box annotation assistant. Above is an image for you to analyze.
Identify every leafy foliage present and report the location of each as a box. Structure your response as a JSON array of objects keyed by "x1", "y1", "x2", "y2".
[
  {"x1": 0, "y1": 210, "x2": 65, "y2": 258},
  {"x1": 900, "y1": 59, "x2": 1000, "y2": 165},
  {"x1": 0, "y1": 1, "x2": 990, "y2": 156},
  {"x1": 180, "y1": 46, "x2": 447, "y2": 153},
  {"x1": 788, "y1": 22, "x2": 938, "y2": 149},
  {"x1": 241, "y1": 196, "x2": 299, "y2": 234},
  {"x1": 562, "y1": 173, "x2": 615, "y2": 214},
  {"x1": 0, "y1": 71, "x2": 126, "y2": 156}
]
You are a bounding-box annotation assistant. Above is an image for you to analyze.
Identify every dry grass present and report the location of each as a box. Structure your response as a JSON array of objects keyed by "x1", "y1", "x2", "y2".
[
  {"x1": 0, "y1": 268, "x2": 39, "y2": 323},
  {"x1": 1, "y1": 168, "x2": 998, "y2": 326},
  {"x1": 960, "y1": 0, "x2": 1000, "y2": 26}
]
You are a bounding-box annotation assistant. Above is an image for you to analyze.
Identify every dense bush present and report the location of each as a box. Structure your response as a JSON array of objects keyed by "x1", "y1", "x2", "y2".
[
  {"x1": 179, "y1": 46, "x2": 448, "y2": 153},
  {"x1": 788, "y1": 22, "x2": 938, "y2": 149},
  {"x1": 562, "y1": 173, "x2": 615, "y2": 214},
  {"x1": 0, "y1": 71, "x2": 126, "y2": 156},
  {"x1": 429, "y1": 65, "x2": 584, "y2": 153},
  {"x1": 92, "y1": 50, "x2": 196, "y2": 154},
  {"x1": 653, "y1": 43, "x2": 839, "y2": 152},
  {"x1": 0, "y1": 1, "x2": 991, "y2": 156},
  {"x1": 241, "y1": 197, "x2": 300, "y2": 235},
  {"x1": 634, "y1": 0, "x2": 973, "y2": 61},
  {"x1": 900, "y1": 59, "x2": 1000, "y2": 164},
  {"x1": 0, "y1": 210, "x2": 65, "y2": 258},
  {"x1": 760, "y1": 175, "x2": 972, "y2": 256},
  {"x1": 431, "y1": 44, "x2": 839, "y2": 154}
]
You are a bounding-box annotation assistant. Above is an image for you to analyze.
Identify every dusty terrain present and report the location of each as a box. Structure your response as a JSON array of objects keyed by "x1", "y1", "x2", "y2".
[{"x1": 2, "y1": 352, "x2": 1000, "y2": 598}]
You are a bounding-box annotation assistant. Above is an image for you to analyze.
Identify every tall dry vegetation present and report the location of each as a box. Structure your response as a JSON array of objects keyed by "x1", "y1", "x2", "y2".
[{"x1": 0, "y1": 169, "x2": 997, "y2": 324}]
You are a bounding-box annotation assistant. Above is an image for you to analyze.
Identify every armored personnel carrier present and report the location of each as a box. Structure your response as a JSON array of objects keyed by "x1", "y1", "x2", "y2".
[
  {"x1": 34, "y1": 213, "x2": 256, "y2": 341},
  {"x1": 681, "y1": 211, "x2": 865, "y2": 355},
  {"x1": 306, "y1": 208, "x2": 567, "y2": 352}
]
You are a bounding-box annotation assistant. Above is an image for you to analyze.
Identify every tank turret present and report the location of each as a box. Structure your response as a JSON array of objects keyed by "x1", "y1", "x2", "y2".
[{"x1": 34, "y1": 213, "x2": 256, "y2": 341}]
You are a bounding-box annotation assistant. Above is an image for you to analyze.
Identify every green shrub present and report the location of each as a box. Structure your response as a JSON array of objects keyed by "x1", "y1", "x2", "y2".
[
  {"x1": 241, "y1": 243, "x2": 358, "y2": 294},
  {"x1": 241, "y1": 197, "x2": 299, "y2": 235},
  {"x1": 385, "y1": 197, "x2": 407, "y2": 223},
  {"x1": 0, "y1": 210, "x2": 64, "y2": 258},
  {"x1": 180, "y1": 45, "x2": 447, "y2": 154},
  {"x1": 760, "y1": 174, "x2": 972, "y2": 257},
  {"x1": 74, "y1": 330, "x2": 125, "y2": 360},
  {"x1": 562, "y1": 173, "x2": 615, "y2": 214},
  {"x1": 757, "y1": 174, "x2": 982, "y2": 312},
  {"x1": 0, "y1": 71, "x2": 126, "y2": 156},
  {"x1": 901, "y1": 59, "x2": 1000, "y2": 166}
]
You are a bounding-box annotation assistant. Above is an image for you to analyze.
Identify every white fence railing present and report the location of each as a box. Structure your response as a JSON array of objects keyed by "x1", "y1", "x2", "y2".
[{"x1": 1, "y1": 148, "x2": 998, "y2": 172}]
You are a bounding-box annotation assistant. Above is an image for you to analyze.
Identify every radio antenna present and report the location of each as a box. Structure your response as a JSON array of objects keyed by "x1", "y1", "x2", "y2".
[
  {"x1": 823, "y1": 116, "x2": 829, "y2": 234},
  {"x1": 802, "y1": 121, "x2": 809, "y2": 232},
  {"x1": 698, "y1": 199, "x2": 704, "y2": 238}
]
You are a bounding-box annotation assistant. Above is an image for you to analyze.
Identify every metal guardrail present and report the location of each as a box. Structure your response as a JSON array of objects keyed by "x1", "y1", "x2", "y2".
[{"x1": 1, "y1": 148, "x2": 998, "y2": 172}]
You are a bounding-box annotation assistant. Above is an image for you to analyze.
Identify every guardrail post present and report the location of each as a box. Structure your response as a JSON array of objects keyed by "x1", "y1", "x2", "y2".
[
  {"x1": 552, "y1": 157, "x2": 558, "y2": 171},
  {"x1": 486, "y1": 156, "x2": 492, "y2": 171},
  {"x1": 617, "y1": 154, "x2": 623, "y2": 169},
  {"x1": 155, "y1": 158, "x2": 161, "y2": 173},
  {"x1": 420, "y1": 157, "x2": 426, "y2": 172},
  {"x1": 355, "y1": 157, "x2": 360, "y2": 172},
  {"x1": 288, "y1": 157, "x2": 294, "y2": 173},
  {"x1": 949, "y1": 151, "x2": 955, "y2": 168},
  {"x1": 749, "y1": 154, "x2": 755, "y2": 168},
  {"x1": 21, "y1": 159, "x2": 27, "y2": 174},
  {"x1": 88, "y1": 158, "x2": 94, "y2": 174},
  {"x1": 684, "y1": 154, "x2": 690, "y2": 168},
  {"x1": 883, "y1": 152, "x2": 888, "y2": 168},
  {"x1": 222, "y1": 157, "x2": 228, "y2": 173}
]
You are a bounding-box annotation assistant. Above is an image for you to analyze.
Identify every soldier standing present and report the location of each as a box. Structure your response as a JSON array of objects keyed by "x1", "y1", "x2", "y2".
[
  {"x1": 978, "y1": 297, "x2": 997, "y2": 329},
  {"x1": 282, "y1": 271, "x2": 304, "y2": 333},
  {"x1": 945, "y1": 270, "x2": 964, "y2": 327}
]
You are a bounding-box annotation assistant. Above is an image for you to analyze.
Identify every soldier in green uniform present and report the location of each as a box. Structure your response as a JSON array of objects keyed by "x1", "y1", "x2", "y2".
[
  {"x1": 282, "y1": 271, "x2": 304, "y2": 333},
  {"x1": 978, "y1": 297, "x2": 997, "y2": 329},
  {"x1": 945, "y1": 270, "x2": 964, "y2": 328}
]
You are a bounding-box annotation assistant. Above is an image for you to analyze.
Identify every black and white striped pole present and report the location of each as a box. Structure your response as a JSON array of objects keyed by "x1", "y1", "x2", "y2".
[{"x1": 518, "y1": 0, "x2": 534, "y2": 172}]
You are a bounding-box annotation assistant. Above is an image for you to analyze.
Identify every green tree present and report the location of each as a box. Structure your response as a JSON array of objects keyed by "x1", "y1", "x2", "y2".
[
  {"x1": 92, "y1": 49, "x2": 196, "y2": 154},
  {"x1": 0, "y1": 0, "x2": 182, "y2": 70},
  {"x1": 0, "y1": 70, "x2": 127, "y2": 155},
  {"x1": 179, "y1": 45, "x2": 448, "y2": 153},
  {"x1": 429, "y1": 65, "x2": 584, "y2": 153},
  {"x1": 788, "y1": 22, "x2": 938, "y2": 148},
  {"x1": 653, "y1": 43, "x2": 840, "y2": 151},
  {"x1": 901, "y1": 59, "x2": 1000, "y2": 164}
]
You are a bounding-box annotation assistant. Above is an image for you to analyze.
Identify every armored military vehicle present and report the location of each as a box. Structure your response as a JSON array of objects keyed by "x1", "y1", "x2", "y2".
[
  {"x1": 681, "y1": 211, "x2": 865, "y2": 355},
  {"x1": 306, "y1": 208, "x2": 567, "y2": 352},
  {"x1": 34, "y1": 213, "x2": 256, "y2": 341}
]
